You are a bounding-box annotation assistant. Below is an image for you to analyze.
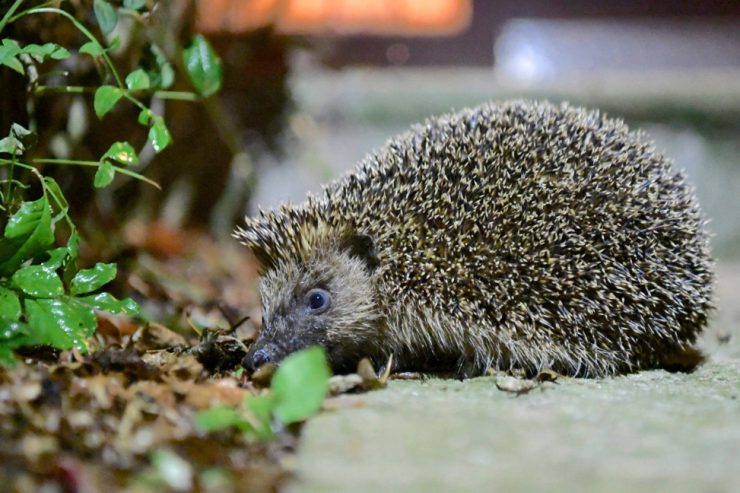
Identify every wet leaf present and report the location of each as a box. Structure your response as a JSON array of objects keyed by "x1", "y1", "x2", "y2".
[
  {"x1": 0, "y1": 321, "x2": 27, "y2": 340},
  {"x1": 94, "y1": 160, "x2": 115, "y2": 188},
  {"x1": 148, "y1": 116, "x2": 171, "y2": 152},
  {"x1": 43, "y1": 176, "x2": 69, "y2": 219},
  {"x1": 0, "y1": 286, "x2": 21, "y2": 322},
  {"x1": 0, "y1": 343, "x2": 16, "y2": 366},
  {"x1": 104, "y1": 141, "x2": 139, "y2": 166},
  {"x1": 271, "y1": 346, "x2": 330, "y2": 424},
  {"x1": 67, "y1": 231, "x2": 80, "y2": 261},
  {"x1": 5, "y1": 196, "x2": 48, "y2": 238},
  {"x1": 23, "y1": 298, "x2": 97, "y2": 350},
  {"x1": 79, "y1": 292, "x2": 139, "y2": 315},
  {"x1": 11, "y1": 265, "x2": 64, "y2": 298},
  {"x1": 125, "y1": 69, "x2": 150, "y2": 91},
  {"x1": 93, "y1": 86, "x2": 124, "y2": 118},
  {"x1": 70, "y1": 262, "x2": 117, "y2": 295},
  {"x1": 42, "y1": 247, "x2": 70, "y2": 270},
  {"x1": 182, "y1": 35, "x2": 222, "y2": 97},
  {"x1": 138, "y1": 108, "x2": 152, "y2": 126},
  {"x1": 0, "y1": 196, "x2": 54, "y2": 276}
]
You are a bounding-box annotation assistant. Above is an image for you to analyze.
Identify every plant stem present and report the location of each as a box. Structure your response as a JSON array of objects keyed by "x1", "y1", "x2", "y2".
[
  {"x1": 4, "y1": 153, "x2": 16, "y2": 208},
  {"x1": 34, "y1": 85, "x2": 93, "y2": 96},
  {"x1": 152, "y1": 90, "x2": 199, "y2": 101},
  {"x1": 0, "y1": 0, "x2": 24, "y2": 34},
  {"x1": 33, "y1": 158, "x2": 161, "y2": 190},
  {"x1": 33, "y1": 158, "x2": 99, "y2": 166},
  {"x1": 43, "y1": 181, "x2": 76, "y2": 230},
  {"x1": 111, "y1": 166, "x2": 161, "y2": 190},
  {"x1": 0, "y1": 158, "x2": 35, "y2": 171},
  {"x1": 122, "y1": 92, "x2": 148, "y2": 111},
  {"x1": 11, "y1": 7, "x2": 125, "y2": 88},
  {"x1": 34, "y1": 85, "x2": 200, "y2": 102}
]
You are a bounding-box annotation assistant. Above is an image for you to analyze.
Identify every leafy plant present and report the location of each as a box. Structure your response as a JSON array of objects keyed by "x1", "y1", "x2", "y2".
[
  {"x1": 195, "y1": 347, "x2": 332, "y2": 441},
  {"x1": 0, "y1": 0, "x2": 223, "y2": 365}
]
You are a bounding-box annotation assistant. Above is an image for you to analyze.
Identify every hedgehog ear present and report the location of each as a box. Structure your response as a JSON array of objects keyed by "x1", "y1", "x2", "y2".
[{"x1": 339, "y1": 233, "x2": 379, "y2": 272}]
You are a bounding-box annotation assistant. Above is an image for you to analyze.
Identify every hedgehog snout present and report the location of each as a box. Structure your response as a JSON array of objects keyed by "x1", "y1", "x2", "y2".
[{"x1": 242, "y1": 342, "x2": 279, "y2": 372}]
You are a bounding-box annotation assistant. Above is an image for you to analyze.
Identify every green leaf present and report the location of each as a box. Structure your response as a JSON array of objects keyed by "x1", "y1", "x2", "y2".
[
  {"x1": 245, "y1": 394, "x2": 276, "y2": 441},
  {"x1": 0, "y1": 196, "x2": 54, "y2": 276},
  {"x1": 43, "y1": 176, "x2": 69, "y2": 223},
  {"x1": 21, "y1": 43, "x2": 69, "y2": 62},
  {"x1": 195, "y1": 406, "x2": 245, "y2": 432},
  {"x1": 148, "y1": 116, "x2": 171, "y2": 152},
  {"x1": 11, "y1": 265, "x2": 64, "y2": 298},
  {"x1": 182, "y1": 34, "x2": 222, "y2": 97},
  {"x1": 104, "y1": 141, "x2": 139, "y2": 166},
  {"x1": 93, "y1": 0, "x2": 118, "y2": 35},
  {"x1": 0, "y1": 123, "x2": 36, "y2": 155},
  {"x1": 66, "y1": 231, "x2": 79, "y2": 262},
  {"x1": 70, "y1": 262, "x2": 116, "y2": 295},
  {"x1": 195, "y1": 398, "x2": 274, "y2": 441},
  {"x1": 23, "y1": 298, "x2": 97, "y2": 350},
  {"x1": 0, "y1": 55, "x2": 23, "y2": 74},
  {"x1": 108, "y1": 36, "x2": 122, "y2": 52},
  {"x1": 94, "y1": 160, "x2": 115, "y2": 188},
  {"x1": 51, "y1": 46, "x2": 70, "y2": 60},
  {"x1": 10, "y1": 123, "x2": 36, "y2": 147},
  {"x1": 43, "y1": 247, "x2": 70, "y2": 270},
  {"x1": 0, "y1": 136, "x2": 18, "y2": 153},
  {"x1": 0, "y1": 343, "x2": 17, "y2": 366},
  {"x1": 1, "y1": 321, "x2": 26, "y2": 340},
  {"x1": 94, "y1": 85, "x2": 124, "y2": 118},
  {"x1": 125, "y1": 68, "x2": 150, "y2": 91},
  {"x1": 271, "y1": 346, "x2": 330, "y2": 425},
  {"x1": 148, "y1": 45, "x2": 174, "y2": 89},
  {"x1": 5, "y1": 196, "x2": 48, "y2": 238},
  {"x1": 0, "y1": 39, "x2": 23, "y2": 74},
  {"x1": 80, "y1": 41, "x2": 105, "y2": 57},
  {"x1": 138, "y1": 108, "x2": 151, "y2": 126},
  {"x1": 62, "y1": 232, "x2": 80, "y2": 286},
  {"x1": 79, "y1": 293, "x2": 138, "y2": 315},
  {"x1": 0, "y1": 286, "x2": 21, "y2": 322},
  {"x1": 19, "y1": 43, "x2": 47, "y2": 62},
  {"x1": 0, "y1": 344, "x2": 17, "y2": 366},
  {"x1": 1, "y1": 39, "x2": 20, "y2": 52},
  {"x1": 123, "y1": 0, "x2": 146, "y2": 10}
]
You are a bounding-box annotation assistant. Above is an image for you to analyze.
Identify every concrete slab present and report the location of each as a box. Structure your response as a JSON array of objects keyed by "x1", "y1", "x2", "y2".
[{"x1": 286, "y1": 263, "x2": 740, "y2": 493}]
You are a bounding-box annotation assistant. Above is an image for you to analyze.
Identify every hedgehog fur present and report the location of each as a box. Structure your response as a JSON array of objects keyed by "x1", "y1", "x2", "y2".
[{"x1": 235, "y1": 100, "x2": 714, "y2": 377}]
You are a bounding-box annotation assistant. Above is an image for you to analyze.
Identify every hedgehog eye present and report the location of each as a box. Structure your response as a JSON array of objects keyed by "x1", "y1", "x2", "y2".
[{"x1": 305, "y1": 288, "x2": 330, "y2": 313}]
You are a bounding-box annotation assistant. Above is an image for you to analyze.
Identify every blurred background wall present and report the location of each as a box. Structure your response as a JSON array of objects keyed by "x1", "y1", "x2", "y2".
[
  {"x1": 5, "y1": 1, "x2": 737, "y2": 258},
  {"x1": 195, "y1": 0, "x2": 739, "y2": 257}
]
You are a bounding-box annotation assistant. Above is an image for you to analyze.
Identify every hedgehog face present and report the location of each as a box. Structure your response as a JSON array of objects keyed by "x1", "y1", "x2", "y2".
[{"x1": 242, "y1": 235, "x2": 383, "y2": 373}]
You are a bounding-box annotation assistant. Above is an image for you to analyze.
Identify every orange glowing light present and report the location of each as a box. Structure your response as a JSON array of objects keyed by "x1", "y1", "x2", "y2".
[{"x1": 196, "y1": 0, "x2": 472, "y2": 36}]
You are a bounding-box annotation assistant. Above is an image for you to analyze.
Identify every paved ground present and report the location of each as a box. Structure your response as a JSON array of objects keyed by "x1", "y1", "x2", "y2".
[{"x1": 286, "y1": 263, "x2": 740, "y2": 493}]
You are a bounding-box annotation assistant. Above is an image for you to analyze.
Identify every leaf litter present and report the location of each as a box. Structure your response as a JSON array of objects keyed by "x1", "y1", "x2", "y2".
[{"x1": 0, "y1": 222, "x2": 389, "y2": 492}]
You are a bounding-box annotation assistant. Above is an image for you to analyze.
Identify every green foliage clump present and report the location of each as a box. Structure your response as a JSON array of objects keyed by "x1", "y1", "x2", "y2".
[
  {"x1": 0, "y1": 0, "x2": 223, "y2": 365},
  {"x1": 195, "y1": 347, "x2": 332, "y2": 441}
]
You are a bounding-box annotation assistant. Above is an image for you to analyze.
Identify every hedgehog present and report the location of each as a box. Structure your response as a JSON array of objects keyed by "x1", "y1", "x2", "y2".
[{"x1": 235, "y1": 100, "x2": 714, "y2": 378}]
